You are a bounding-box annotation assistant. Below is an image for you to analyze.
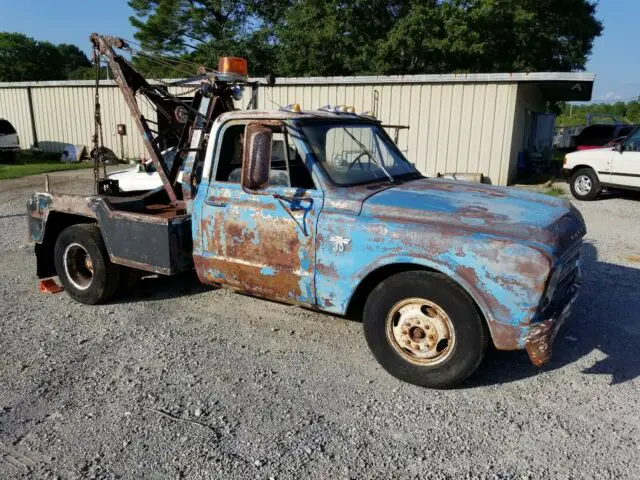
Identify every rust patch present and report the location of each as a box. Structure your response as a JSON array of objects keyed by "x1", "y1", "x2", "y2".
[{"x1": 524, "y1": 320, "x2": 556, "y2": 366}]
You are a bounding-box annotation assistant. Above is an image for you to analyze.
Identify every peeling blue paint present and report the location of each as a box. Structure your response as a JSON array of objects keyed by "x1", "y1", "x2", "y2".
[{"x1": 260, "y1": 266, "x2": 276, "y2": 276}]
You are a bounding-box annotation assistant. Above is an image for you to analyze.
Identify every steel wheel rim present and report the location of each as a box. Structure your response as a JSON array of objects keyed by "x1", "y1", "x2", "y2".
[
  {"x1": 575, "y1": 175, "x2": 592, "y2": 196},
  {"x1": 63, "y1": 243, "x2": 94, "y2": 291},
  {"x1": 386, "y1": 298, "x2": 456, "y2": 366}
]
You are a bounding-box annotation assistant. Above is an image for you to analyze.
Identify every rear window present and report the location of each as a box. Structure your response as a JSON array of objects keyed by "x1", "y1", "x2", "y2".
[
  {"x1": 576, "y1": 125, "x2": 617, "y2": 146},
  {"x1": 0, "y1": 119, "x2": 16, "y2": 135}
]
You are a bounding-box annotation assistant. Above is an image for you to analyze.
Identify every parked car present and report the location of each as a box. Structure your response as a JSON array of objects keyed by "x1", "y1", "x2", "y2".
[
  {"x1": 573, "y1": 123, "x2": 634, "y2": 151},
  {"x1": 563, "y1": 126, "x2": 640, "y2": 200},
  {"x1": 0, "y1": 118, "x2": 20, "y2": 163}
]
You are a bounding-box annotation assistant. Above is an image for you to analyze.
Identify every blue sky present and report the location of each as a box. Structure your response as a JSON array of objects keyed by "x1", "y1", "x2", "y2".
[{"x1": 0, "y1": 0, "x2": 636, "y2": 103}]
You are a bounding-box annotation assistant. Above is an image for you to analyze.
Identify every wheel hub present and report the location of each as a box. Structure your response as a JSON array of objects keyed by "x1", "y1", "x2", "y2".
[
  {"x1": 387, "y1": 298, "x2": 455, "y2": 365},
  {"x1": 63, "y1": 243, "x2": 94, "y2": 291},
  {"x1": 575, "y1": 175, "x2": 592, "y2": 196}
]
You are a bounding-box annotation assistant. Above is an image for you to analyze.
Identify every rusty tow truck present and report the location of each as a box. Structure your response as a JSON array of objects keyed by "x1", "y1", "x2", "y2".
[{"x1": 27, "y1": 34, "x2": 586, "y2": 388}]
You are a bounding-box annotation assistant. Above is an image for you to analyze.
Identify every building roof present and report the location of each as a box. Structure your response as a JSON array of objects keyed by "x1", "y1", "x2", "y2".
[
  {"x1": 263, "y1": 72, "x2": 595, "y2": 102},
  {"x1": 0, "y1": 72, "x2": 595, "y2": 101}
]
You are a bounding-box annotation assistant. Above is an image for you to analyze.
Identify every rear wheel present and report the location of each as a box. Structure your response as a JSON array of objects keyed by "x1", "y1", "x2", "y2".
[
  {"x1": 54, "y1": 224, "x2": 121, "y2": 304},
  {"x1": 570, "y1": 168, "x2": 600, "y2": 201},
  {"x1": 363, "y1": 271, "x2": 488, "y2": 389}
]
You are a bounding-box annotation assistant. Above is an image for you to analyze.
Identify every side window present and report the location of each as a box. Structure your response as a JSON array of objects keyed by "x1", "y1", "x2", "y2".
[
  {"x1": 269, "y1": 131, "x2": 315, "y2": 189},
  {"x1": 214, "y1": 123, "x2": 315, "y2": 189},
  {"x1": 215, "y1": 125, "x2": 246, "y2": 182},
  {"x1": 624, "y1": 130, "x2": 640, "y2": 152}
]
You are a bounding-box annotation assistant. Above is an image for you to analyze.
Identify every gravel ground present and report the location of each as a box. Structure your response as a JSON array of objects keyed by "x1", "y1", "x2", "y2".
[{"x1": 1, "y1": 171, "x2": 639, "y2": 479}]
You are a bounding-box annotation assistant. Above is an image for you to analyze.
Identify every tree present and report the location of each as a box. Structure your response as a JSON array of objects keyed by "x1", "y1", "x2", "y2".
[
  {"x1": 56, "y1": 44, "x2": 92, "y2": 78},
  {"x1": 128, "y1": 0, "x2": 288, "y2": 76},
  {"x1": 128, "y1": 0, "x2": 603, "y2": 77},
  {"x1": 0, "y1": 32, "x2": 92, "y2": 82},
  {"x1": 556, "y1": 100, "x2": 640, "y2": 127},
  {"x1": 0, "y1": 33, "x2": 61, "y2": 81}
]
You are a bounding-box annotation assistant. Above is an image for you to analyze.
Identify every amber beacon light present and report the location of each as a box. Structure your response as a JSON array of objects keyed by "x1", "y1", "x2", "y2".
[{"x1": 217, "y1": 57, "x2": 249, "y2": 76}]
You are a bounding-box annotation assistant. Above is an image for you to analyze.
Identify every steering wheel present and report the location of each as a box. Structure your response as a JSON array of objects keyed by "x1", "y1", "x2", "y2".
[{"x1": 347, "y1": 151, "x2": 372, "y2": 171}]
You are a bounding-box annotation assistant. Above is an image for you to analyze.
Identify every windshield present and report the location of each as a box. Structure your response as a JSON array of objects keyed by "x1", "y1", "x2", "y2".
[{"x1": 297, "y1": 121, "x2": 419, "y2": 186}]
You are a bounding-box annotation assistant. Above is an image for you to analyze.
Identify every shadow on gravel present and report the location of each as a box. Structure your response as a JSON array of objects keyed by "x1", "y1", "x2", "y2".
[
  {"x1": 468, "y1": 242, "x2": 640, "y2": 387},
  {"x1": 596, "y1": 189, "x2": 640, "y2": 202},
  {"x1": 106, "y1": 243, "x2": 640, "y2": 387},
  {"x1": 117, "y1": 271, "x2": 217, "y2": 304},
  {"x1": 0, "y1": 213, "x2": 26, "y2": 219}
]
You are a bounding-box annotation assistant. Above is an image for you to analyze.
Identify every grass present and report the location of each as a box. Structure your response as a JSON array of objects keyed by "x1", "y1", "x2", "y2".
[
  {"x1": 0, "y1": 151, "x2": 92, "y2": 180},
  {"x1": 544, "y1": 186, "x2": 566, "y2": 197}
]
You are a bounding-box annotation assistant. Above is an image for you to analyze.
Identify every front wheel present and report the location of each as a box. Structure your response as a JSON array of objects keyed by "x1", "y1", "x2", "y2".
[
  {"x1": 363, "y1": 271, "x2": 488, "y2": 389},
  {"x1": 54, "y1": 224, "x2": 121, "y2": 305},
  {"x1": 570, "y1": 168, "x2": 600, "y2": 201}
]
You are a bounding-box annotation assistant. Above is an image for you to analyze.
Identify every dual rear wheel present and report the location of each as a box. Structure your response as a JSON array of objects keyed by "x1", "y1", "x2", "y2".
[{"x1": 54, "y1": 224, "x2": 139, "y2": 304}]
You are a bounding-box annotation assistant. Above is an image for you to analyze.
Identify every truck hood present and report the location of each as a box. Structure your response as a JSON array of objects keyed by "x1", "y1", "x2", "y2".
[
  {"x1": 566, "y1": 147, "x2": 612, "y2": 162},
  {"x1": 361, "y1": 178, "x2": 586, "y2": 255}
]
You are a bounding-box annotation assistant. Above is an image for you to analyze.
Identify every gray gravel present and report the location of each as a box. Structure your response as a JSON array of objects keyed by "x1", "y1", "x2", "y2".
[{"x1": 1, "y1": 170, "x2": 639, "y2": 479}]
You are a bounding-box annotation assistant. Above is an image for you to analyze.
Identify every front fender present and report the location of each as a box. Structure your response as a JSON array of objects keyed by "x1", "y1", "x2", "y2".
[{"x1": 315, "y1": 214, "x2": 552, "y2": 349}]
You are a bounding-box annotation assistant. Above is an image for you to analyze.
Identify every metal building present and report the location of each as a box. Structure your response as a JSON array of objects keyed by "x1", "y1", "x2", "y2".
[{"x1": 0, "y1": 72, "x2": 593, "y2": 185}]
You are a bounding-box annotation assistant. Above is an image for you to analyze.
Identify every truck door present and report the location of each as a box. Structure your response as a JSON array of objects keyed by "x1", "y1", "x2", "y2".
[
  {"x1": 611, "y1": 128, "x2": 640, "y2": 188},
  {"x1": 195, "y1": 122, "x2": 322, "y2": 304}
]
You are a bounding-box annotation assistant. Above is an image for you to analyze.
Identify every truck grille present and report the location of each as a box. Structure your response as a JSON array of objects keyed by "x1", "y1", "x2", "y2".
[{"x1": 547, "y1": 244, "x2": 582, "y2": 310}]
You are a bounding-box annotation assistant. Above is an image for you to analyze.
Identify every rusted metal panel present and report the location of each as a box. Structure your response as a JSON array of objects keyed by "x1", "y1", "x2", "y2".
[
  {"x1": 192, "y1": 180, "x2": 322, "y2": 304},
  {"x1": 91, "y1": 198, "x2": 193, "y2": 275},
  {"x1": 27, "y1": 191, "x2": 193, "y2": 276},
  {"x1": 27, "y1": 192, "x2": 95, "y2": 241}
]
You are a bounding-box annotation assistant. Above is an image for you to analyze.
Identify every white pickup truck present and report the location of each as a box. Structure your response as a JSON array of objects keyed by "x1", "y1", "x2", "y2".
[{"x1": 563, "y1": 126, "x2": 640, "y2": 200}]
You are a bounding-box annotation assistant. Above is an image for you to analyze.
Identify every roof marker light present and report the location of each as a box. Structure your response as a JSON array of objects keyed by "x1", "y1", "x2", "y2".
[{"x1": 283, "y1": 103, "x2": 302, "y2": 113}]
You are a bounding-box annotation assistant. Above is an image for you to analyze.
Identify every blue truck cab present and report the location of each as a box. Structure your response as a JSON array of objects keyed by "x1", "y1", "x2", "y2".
[{"x1": 28, "y1": 106, "x2": 585, "y2": 388}]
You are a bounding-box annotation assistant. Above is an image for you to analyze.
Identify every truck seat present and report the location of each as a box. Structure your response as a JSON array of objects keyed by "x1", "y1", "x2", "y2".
[{"x1": 227, "y1": 168, "x2": 290, "y2": 187}]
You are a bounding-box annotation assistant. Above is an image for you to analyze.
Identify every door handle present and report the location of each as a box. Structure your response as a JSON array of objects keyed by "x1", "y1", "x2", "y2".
[{"x1": 205, "y1": 199, "x2": 227, "y2": 207}]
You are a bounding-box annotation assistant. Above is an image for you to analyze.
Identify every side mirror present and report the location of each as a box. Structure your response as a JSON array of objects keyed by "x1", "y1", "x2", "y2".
[
  {"x1": 614, "y1": 142, "x2": 624, "y2": 153},
  {"x1": 242, "y1": 123, "x2": 272, "y2": 191}
]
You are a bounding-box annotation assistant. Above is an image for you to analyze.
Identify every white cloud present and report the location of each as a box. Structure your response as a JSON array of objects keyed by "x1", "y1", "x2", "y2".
[{"x1": 600, "y1": 91, "x2": 623, "y2": 101}]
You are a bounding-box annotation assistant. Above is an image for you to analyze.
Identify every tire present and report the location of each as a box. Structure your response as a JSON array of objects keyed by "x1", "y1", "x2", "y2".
[
  {"x1": 54, "y1": 224, "x2": 121, "y2": 305},
  {"x1": 363, "y1": 271, "x2": 488, "y2": 389},
  {"x1": 570, "y1": 168, "x2": 600, "y2": 201}
]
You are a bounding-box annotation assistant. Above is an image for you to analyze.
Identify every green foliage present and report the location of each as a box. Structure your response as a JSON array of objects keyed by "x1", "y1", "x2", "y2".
[
  {"x1": 557, "y1": 101, "x2": 640, "y2": 127},
  {"x1": 0, "y1": 151, "x2": 91, "y2": 180},
  {"x1": 56, "y1": 44, "x2": 91, "y2": 78},
  {"x1": 544, "y1": 186, "x2": 566, "y2": 197},
  {"x1": 128, "y1": 0, "x2": 602, "y2": 77},
  {"x1": 67, "y1": 66, "x2": 113, "y2": 81},
  {"x1": 0, "y1": 33, "x2": 92, "y2": 82}
]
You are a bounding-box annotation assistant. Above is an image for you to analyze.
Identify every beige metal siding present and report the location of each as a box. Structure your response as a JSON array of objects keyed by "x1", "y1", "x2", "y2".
[
  {"x1": 0, "y1": 88, "x2": 33, "y2": 148},
  {"x1": 30, "y1": 85, "x2": 157, "y2": 158},
  {"x1": 257, "y1": 81, "x2": 518, "y2": 185},
  {"x1": 1, "y1": 77, "x2": 521, "y2": 184}
]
